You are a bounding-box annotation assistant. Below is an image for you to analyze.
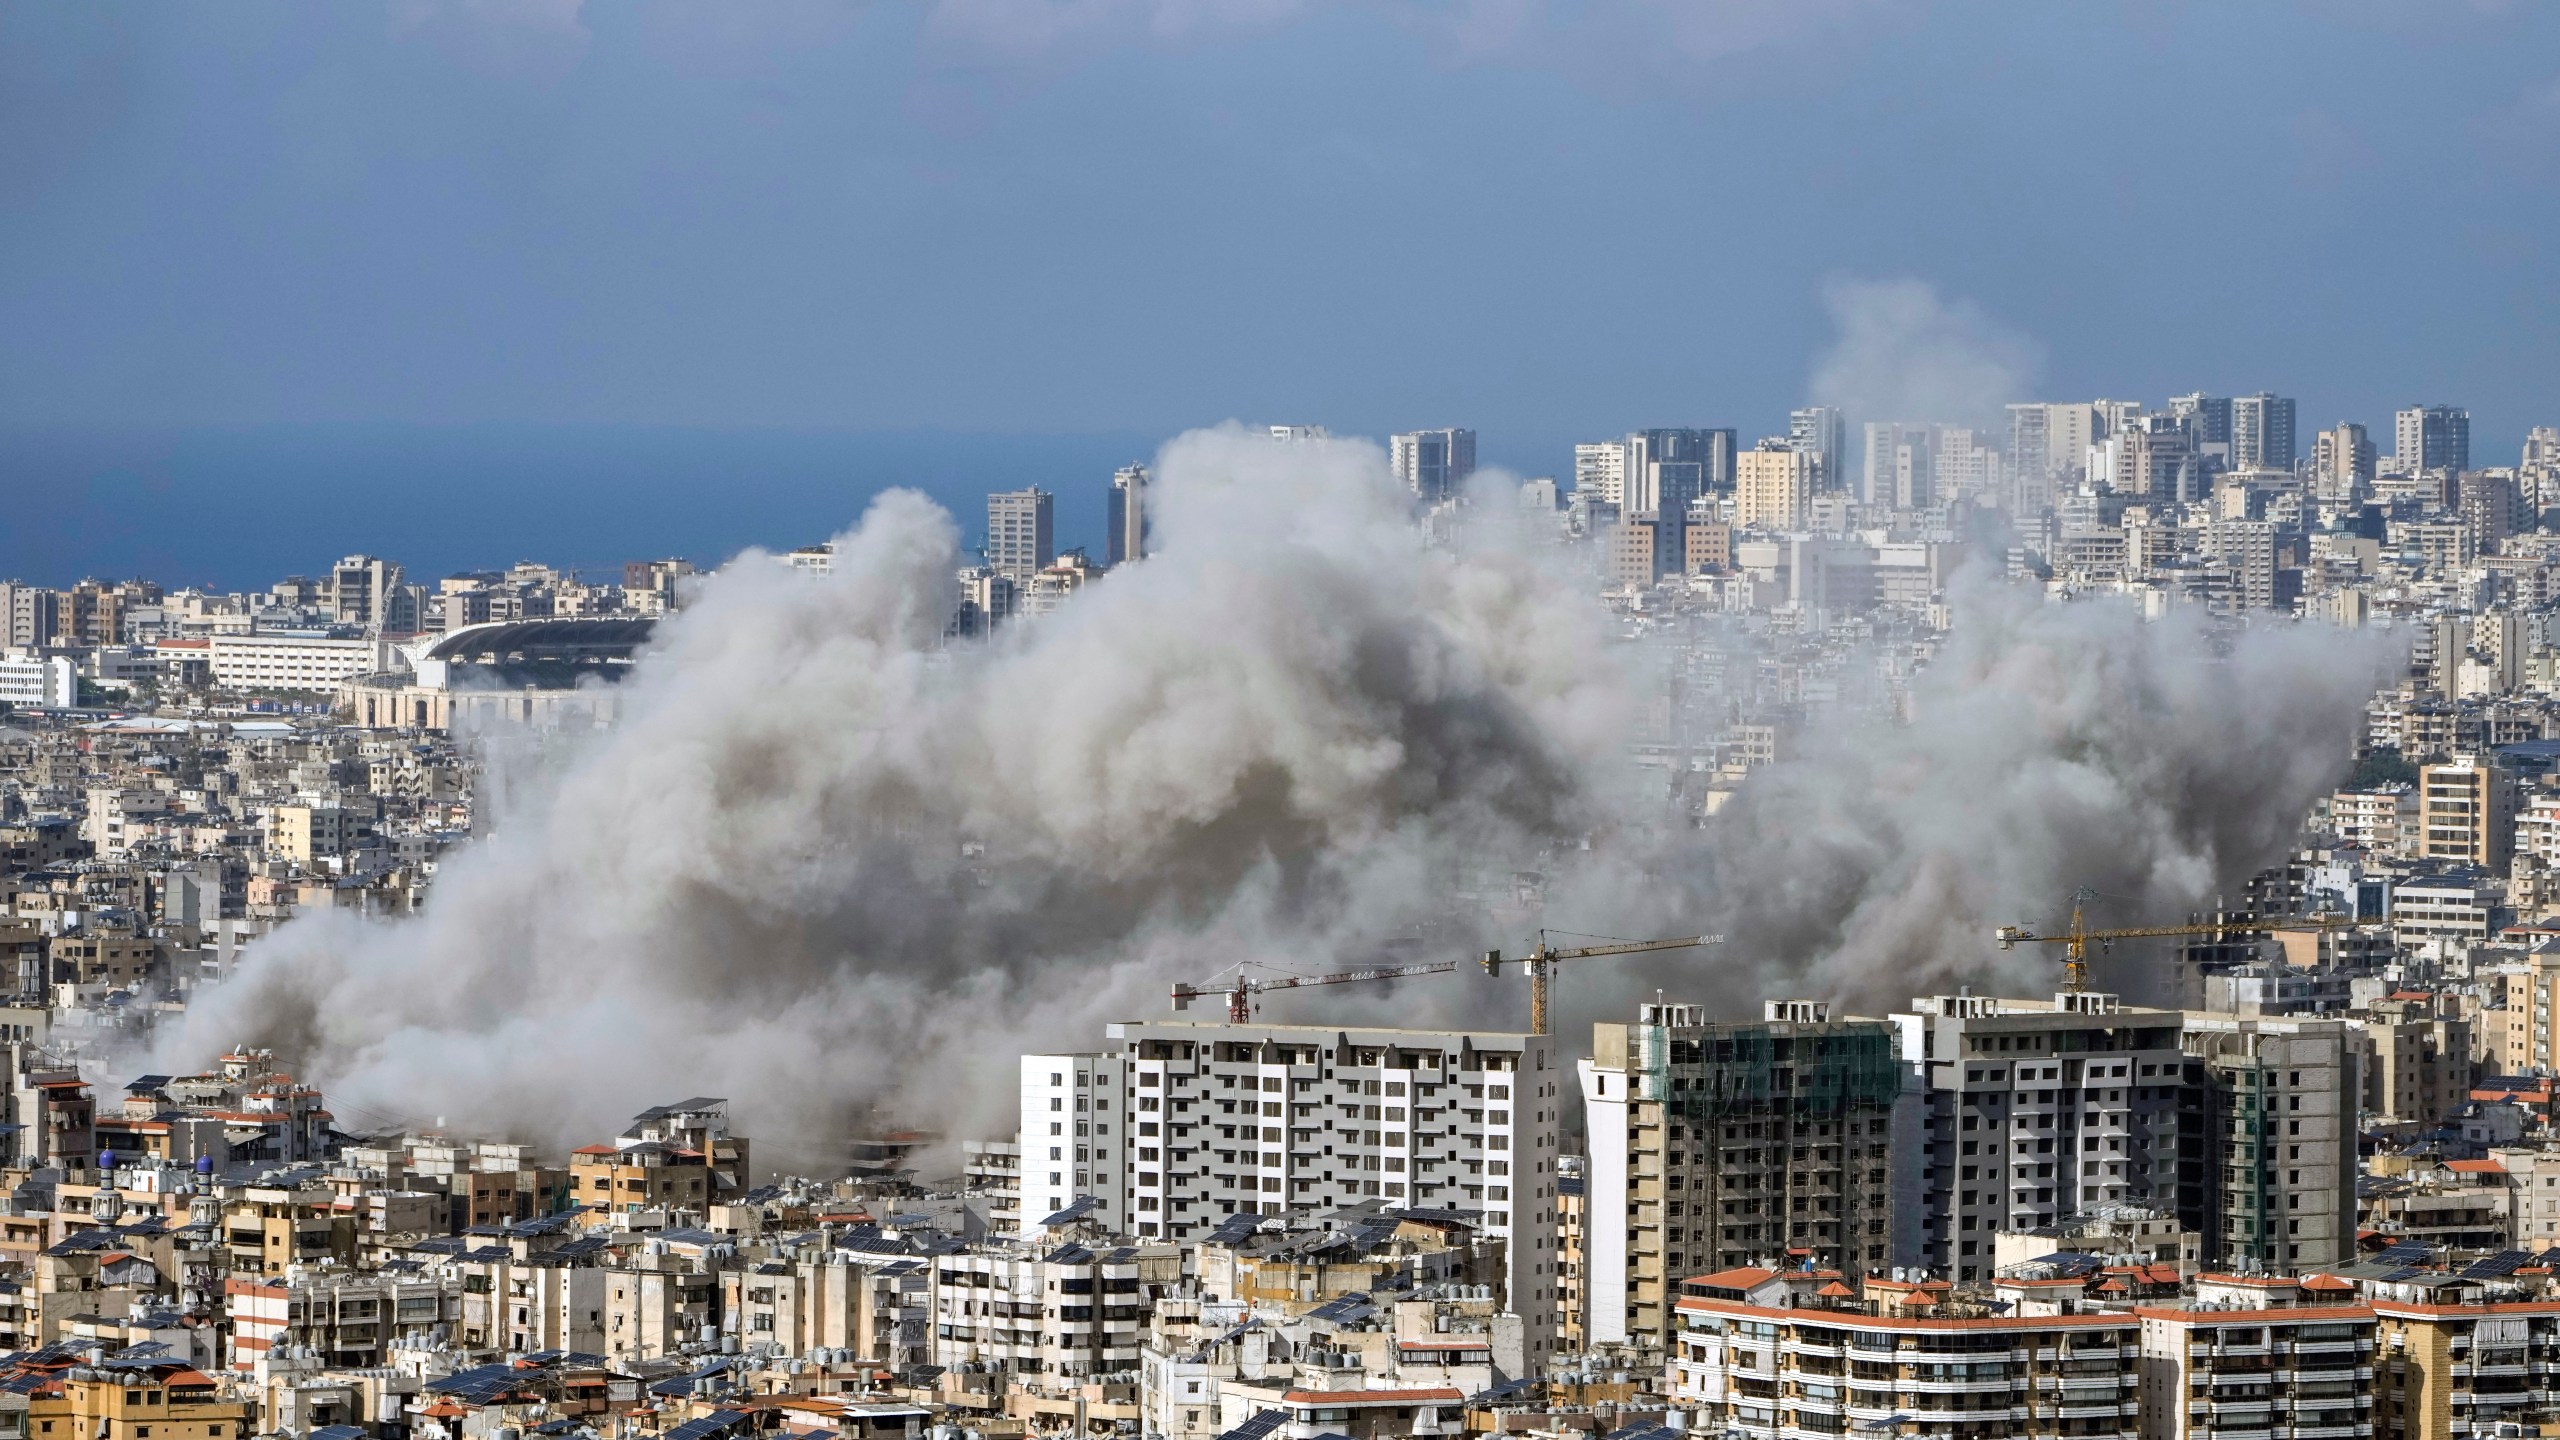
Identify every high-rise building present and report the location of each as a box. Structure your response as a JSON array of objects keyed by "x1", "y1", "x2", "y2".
[
  {"x1": 1932, "y1": 426, "x2": 1998, "y2": 502},
  {"x1": 1553, "y1": 1157, "x2": 1584, "y2": 1353},
  {"x1": 2526, "y1": 425, "x2": 2560, "y2": 469},
  {"x1": 1888, "y1": 990, "x2": 2189, "y2": 1285},
  {"x1": 1267, "y1": 424, "x2": 1329, "y2": 443},
  {"x1": 329, "y1": 555, "x2": 404, "y2": 633},
  {"x1": 2177, "y1": 1014, "x2": 2358, "y2": 1270},
  {"x1": 2418, "y1": 752, "x2": 2514, "y2": 870},
  {"x1": 2044, "y1": 402, "x2": 2098, "y2": 479},
  {"x1": 1735, "y1": 439, "x2": 1814, "y2": 532},
  {"x1": 0, "y1": 584, "x2": 58, "y2": 652},
  {"x1": 2230, "y1": 392, "x2": 2297, "y2": 471},
  {"x1": 1577, "y1": 999, "x2": 1901, "y2": 1350},
  {"x1": 1018, "y1": 1017, "x2": 1563, "y2": 1368},
  {"x1": 1699, "y1": 428, "x2": 1738, "y2": 493},
  {"x1": 1788, "y1": 407, "x2": 1846, "y2": 492},
  {"x1": 1623, "y1": 430, "x2": 1727, "y2": 516},
  {"x1": 2170, "y1": 392, "x2": 2233, "y2": 448},
  {"x1": 1389, "y1": 428, "x2": 1476, "y2": 502},
  {"x1": 1860, "y1": 422, "x2": 1933, "y2": 509},
  {"x1": 2314, "y1": 422, "x2": 2377, "y2": 496},
  {"x1": 985, "y1": 489, "x2": 1055, "y2": 582},
  {"x1": 1573, "y1": 442, "x2": 1627, "y2": 507},
  {"x1": 2459, "y1": 468, "x2": 2522, "y2": 554},
  {"x1": 2006, "y1": 404, "x2": 2052, "y2": 481},
  {"x1": 2121, "y1": 415, "x2": 2204, "y2": 502},
  {"x1": 2395, "y1": 405, "x2": 2471, "y2": 474},
  {"x1": 1106, "y1": 465, "x2": 1149, "y2": 567}
]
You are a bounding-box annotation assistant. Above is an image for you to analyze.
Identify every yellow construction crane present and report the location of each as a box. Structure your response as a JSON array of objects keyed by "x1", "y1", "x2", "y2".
[
  {"x1": 1995, "y1": 892, "x2": 2357, "y2": 993},
  {"x1": 1481, "y1": 931, "x2": 1722, "y2": 1035}
]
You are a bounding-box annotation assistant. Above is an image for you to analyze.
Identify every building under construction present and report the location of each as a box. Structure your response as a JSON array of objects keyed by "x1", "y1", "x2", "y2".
[{"x1": 1576, "y1": 999, "x2": 1902, "y2": 1352}]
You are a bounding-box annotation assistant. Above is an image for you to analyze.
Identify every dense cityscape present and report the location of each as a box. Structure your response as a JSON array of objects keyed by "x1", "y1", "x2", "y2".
[
  {"x1": 22, "y1": 1, "x2": 2560, "y2": 1438},
  {"x1": 0, "y1": 393, "x2": 2551, "y2": 1440}
]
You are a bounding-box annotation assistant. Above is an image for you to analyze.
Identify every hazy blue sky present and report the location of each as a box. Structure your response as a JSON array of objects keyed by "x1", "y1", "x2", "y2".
[{"x1": 4, "y1": 1, "x2": 2558, "y2": 579}]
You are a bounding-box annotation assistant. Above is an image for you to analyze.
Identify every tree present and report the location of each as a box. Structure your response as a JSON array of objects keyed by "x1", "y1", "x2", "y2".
[{"x1": 2347, "y1": 748, "x2": 2419, "y2": 789}]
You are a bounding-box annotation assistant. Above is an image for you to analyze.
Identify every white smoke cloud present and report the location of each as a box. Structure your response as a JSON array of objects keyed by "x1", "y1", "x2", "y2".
[
  {"x1": 161, "y1": 426, "x2": 1636, "y2": 1160},
  {"x1": 1580, "y1": 586, "x2": 2403, "y2": 1020},
  {"x1": 156, "y1": 426, "x2": 2397, "y2": 1163},
  {"x1": 1808, "y1": 275, "x2": 2043, "y2": 431}
]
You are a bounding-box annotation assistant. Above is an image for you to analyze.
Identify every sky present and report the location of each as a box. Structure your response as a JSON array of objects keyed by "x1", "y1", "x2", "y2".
[{"x1": 3, "y1": 0, "x2": 2558, "y2": 584}]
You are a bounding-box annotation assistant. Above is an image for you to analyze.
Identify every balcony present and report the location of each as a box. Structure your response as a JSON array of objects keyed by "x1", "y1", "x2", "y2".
[{"x1": 2058, "y1": 1375, "x2": 2125, "y2": 1394}]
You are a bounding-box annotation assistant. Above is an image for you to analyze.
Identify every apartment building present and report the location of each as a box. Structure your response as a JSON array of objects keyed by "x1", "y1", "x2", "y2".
[
  {"x1": 1554, "y1": 1157, "x2": 1584, "y2": 1353},
  {"x1": 2419, "y1": 754, "x2": 2515, "y2": 869},
  {"x1": 2178, "y1": 1015, "x2": 2358, "y2": 1269},
  {"x1": 1889, "y1": 992, "x2": 2189, "y2": 1284},
  {"x1": 2134, "y1": 1302, "x2": 2376, "y2": 1440},
  {"x1": 226, "y1": 1271, "x2": 460, "y2": 1370},
  {"x1": 454, "y1": 1251, "x2": 606, "y2": 1355},
  {"x1": 2353, "y1": 998, "x2": 2474, "y2": 1126},
  {"x1": 598, "y1": 1253, "x2": 717, "y2": 1363},
  {"x1": 2371, "y1": 1297, "x2": 2560, "y2": 1440},
  {"x1": 931, "y1": 1243, "x2": 1182, "y2": 1381},
  {"x1": 2390, "y1": 871, "x2": 2498, "y2": 946},
  {"x1": 27, "y1": 1360, "x2": 249, "y2": 1440},
  {"x1": 962, "y1": 1139, "x2": 1021, "y2": 1233},
  {"x1": 720, "y1": 1256, "x2": 926, "y2": 1368},
  {"x1": 2329, "y1": 783, "x2": 2419, "y2": 857},
  {"x1": 569, "y1": 1141, "x2": 713, "y2": 1216},
  {"x1": 1669, "y1": 1268, "x2": 2139, "y2": 1440},
  {"x1": 1735, "y1": 442, "x2": 1815, "y2": 532},
  {"x1": 1020, "y1": 1019, "x2": 1561, "y2": 1370},
  {"x1": 1578, "y1": 999, "x2": 1901, "y2": 1349},
  {"x1": 985, "y1": 489, "x2": 1056, "y2": 582}
]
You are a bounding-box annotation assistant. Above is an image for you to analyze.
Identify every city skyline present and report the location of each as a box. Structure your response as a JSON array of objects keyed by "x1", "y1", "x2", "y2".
[{"x1": 0, "y1": 385, "x2": 2528, "y2": 589}]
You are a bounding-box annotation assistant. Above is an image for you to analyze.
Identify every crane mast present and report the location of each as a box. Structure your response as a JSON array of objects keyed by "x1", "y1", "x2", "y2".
[{"x1": 1481, "y1": 931, "x2": 1723, "y2": 1035}]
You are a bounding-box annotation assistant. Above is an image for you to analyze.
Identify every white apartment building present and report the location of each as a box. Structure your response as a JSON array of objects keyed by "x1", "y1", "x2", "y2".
[
  {"x1": 1573, "y1": 443, "x2": 1627, "y2": 507},
  {"x1": 2330, "y1": 783, "x2": 2419, "y2": 857},
  {"x1": 1020, "y1": 1019, "x2": 1562, "y2": 1370},
  {"x1": 1888, "y1": 991, "x2": 2189, "y2": 1285},
  {"x1": 0, "y1": 653, "x2": 75, "y2": 709},
  {"x1": 2390, "y1": 872, "x2": 2496, "y2": 945},
  {"x1": 1671, "y1": 1270, "x2": 2140, "y2": 1440},
  {"x1": 205, "y1": 633, "x2": 394, "y2": 693}
]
